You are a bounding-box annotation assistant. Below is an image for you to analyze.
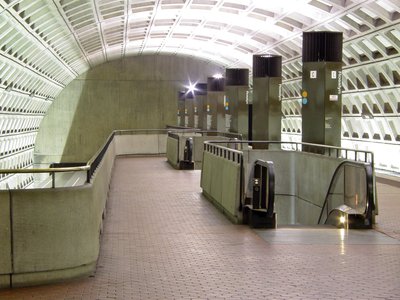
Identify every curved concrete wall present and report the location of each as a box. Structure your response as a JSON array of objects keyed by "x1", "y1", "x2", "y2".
[
  {"x1": 34, "y1": 55, "x2": 222, "y2": 164},
  {"x1": 11, "y1": 186, "x2": 98, "y2": 286},
  {"x1": 5, "y1": 140, "x2": 115, "y2": 288},
  {"x1": 0, "y1": 132, "x2": 166, "y2": 288},
  {"x1": 115, "y1": 134, "x2": 167, "y2": 155}
]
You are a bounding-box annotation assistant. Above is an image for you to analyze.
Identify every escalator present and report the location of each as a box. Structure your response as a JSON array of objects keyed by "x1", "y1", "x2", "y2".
[
  {"x1": 318, "y1": 161, "x2": 375, "y2": 229},
  {"x1": 244, "y1": 159, "x2": 375, "y2": 229},
  {"x1": 243, "y1": 159, "x2": 276, "y2": 228}
]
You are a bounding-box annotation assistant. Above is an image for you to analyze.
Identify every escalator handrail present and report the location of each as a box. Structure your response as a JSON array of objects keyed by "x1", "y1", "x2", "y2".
[
  {"x1": 317, "y1": 160, "x2": 375, "y2": 225},
  {"x1": 253, "y1": 159, "x2": 275, "y2": 217}
]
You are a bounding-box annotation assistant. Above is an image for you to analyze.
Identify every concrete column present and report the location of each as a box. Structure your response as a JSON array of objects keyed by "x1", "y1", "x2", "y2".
[
  {"x1": 301, "y1": 31, "x2": 343, "y2": 147},
  {"x1": 201, "y1": 91, "x2": 209, "y2": 130},
  {"x1": 177, "y1": 91, "x2": 185, "y2": 127},
  {"x1": 195, "y1": 83, "x2": 207, "y2": 129},
  {"x1": 226, "y1": 68, "x2": 249, "y2": 137},
  {"x1": 206, "y1": 77, "x2": 225, "y2": 131},
  {"x1": 252, "y1": 55, "x2": 282, "y2": 148},
  {"x1": 185, "y1": 90, "x2": 195, "y2": 128}
]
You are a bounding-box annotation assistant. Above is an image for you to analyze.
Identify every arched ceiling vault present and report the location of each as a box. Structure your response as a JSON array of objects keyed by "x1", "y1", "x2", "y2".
[
  {"x1": 1, "y1": 0, "x2": 399, "y2": 83},
  {"x1": 0, "y1": 0, "x2": 400, "y2": 188}
]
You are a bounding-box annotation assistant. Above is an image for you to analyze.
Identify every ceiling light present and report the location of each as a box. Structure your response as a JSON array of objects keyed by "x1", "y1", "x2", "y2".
[
  {"x1": 185, "y1": 79, "x2": 198, "y2": 95},
  {"x1": 213, "y1": 73, "x2": 223, "y2": 79}
]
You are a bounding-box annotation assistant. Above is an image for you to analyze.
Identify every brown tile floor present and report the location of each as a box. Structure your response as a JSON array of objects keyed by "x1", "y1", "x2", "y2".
[{"x1": 1, "y1": 156, "x2": 400, "y2": 300}]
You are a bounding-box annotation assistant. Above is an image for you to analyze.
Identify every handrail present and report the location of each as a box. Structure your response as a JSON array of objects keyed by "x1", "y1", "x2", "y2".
[
  {"x1": 166, "y1": 125, "x2": 197, "y2": 130},
  {"x1": 0, "y1": 166, "x2": 90, "y2": 174},
  {"x1": 167, "y1": 132, "x2": 180, "y2": 140},
  {"x1": 203, "y1": 140, "x2": 243, "y2": 164},
  {"x1": 317, "y1": 160, "x2": 375, "y2": 225},
  {"x1": 117, "y1": 129, "x2": 175, "y2": 135},
  {"x1": 1, "y1": 128, "x2": 238, "y2": 188},
  {"x1": 0, "y1": 129, "x2": 176, "y2": 188},
  {"x1": 198, "y1": 131, "x2": 242, "y2": 139},
  {"x1": 86, "y1": 132, "x2": 115, "y2": 180},
  {"x1": 0, "y1": 165, "x2": 91, "y2": 189},
  {"x1": 203, "y1": 140, "x2": 374, "y2": 164},
  {"x1": 167, "y1": 130, "x2": 242, "y2": 140}
]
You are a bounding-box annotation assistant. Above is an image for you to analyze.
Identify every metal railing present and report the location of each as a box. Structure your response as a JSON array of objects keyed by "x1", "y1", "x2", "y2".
[
  {"x1": 0, "y1": 165, "x2": 90, "y2": 188},
  {"x1": 0, "y1": 129, "x2": 240, "y2": 187},
  {"x1": 87, "y1": 131, "x2": 115, "y2": 180},
  {"x1": 203, "y1": 141, "x2": 243, "y2": 164},
  {"x1": 167, "y1": 130, "x2": 242, "y2": 140},
  {"x1": 0, "y1": 129, "x2": 175, "y2": 189},
  {"x1": 204, "y1": 140, "x2": 374, "y2": 164}
]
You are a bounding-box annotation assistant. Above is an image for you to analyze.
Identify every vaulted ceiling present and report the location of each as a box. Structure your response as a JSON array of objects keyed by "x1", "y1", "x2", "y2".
[
  {"x1": 0, "y1": 0, "x2": 400, "y2": 188},
  {"x1": 1, "y1": 0, "x2": 398, "y2": 75}
]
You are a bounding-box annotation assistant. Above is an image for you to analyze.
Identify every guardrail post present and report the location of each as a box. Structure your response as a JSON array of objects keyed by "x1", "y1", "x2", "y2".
[{"x1": 51, "y1": 172, "x2": 55, "y2": 188}]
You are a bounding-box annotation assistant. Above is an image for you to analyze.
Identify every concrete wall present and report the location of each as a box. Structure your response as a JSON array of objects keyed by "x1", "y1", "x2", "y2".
[
  {"x1": 8, "y1": 138, "x2": 116, "y2": 287},
  {"x1": 201, "y1": 151, "x2": 241, "y2": 223},
  {"x1": 11, "y1": 186, "x2": 97, "y2": 286},
  {"x1": 115, "y1": 134, "x2": 167, "y2": 155},
  {"x1": 34, "y1": 55, "x2": 222, "y2": 164},
  {"x1": 0, "y1": 190, "x2": 11, "y2": 288},
  {"x1": 166, "y1": 136, "x2": 179, "y2": 167},
  {"x1": 0, "y1": 132, "x2": 171, "y2": 288}
]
